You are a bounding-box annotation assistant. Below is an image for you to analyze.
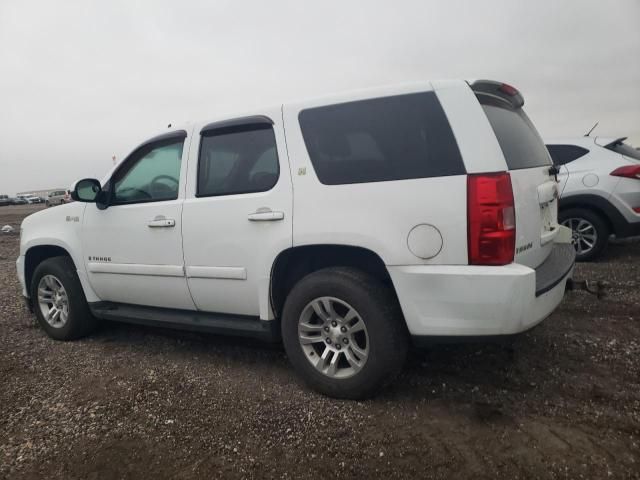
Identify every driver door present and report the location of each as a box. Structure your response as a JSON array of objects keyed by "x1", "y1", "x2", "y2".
[{"x1": 82, "y1": 130, "x2": 196, "y2": 310}]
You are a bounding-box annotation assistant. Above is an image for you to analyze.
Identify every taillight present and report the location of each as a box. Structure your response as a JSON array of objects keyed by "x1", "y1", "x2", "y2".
[
  {"x1": 467, "y1": 172, "x2": 516, "y2": 265},
  {"x1": 610, "y1": 165, "x2": 640, "y2": 180}
]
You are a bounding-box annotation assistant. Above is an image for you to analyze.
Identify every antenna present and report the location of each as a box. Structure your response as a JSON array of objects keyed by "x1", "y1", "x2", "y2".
[{"x1": 584, "y1": 122, "x2": 599, "y2": 137}]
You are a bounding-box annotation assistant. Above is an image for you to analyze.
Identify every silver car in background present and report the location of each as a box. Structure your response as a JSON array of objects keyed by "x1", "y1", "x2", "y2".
[{"x1": 46, "y1": 190, "x2": 70, "y2": 207}]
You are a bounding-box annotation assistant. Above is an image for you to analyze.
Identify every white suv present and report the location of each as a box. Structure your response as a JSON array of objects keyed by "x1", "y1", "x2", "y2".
[
  {"x1": 17, "y1": 80, "x2": 574, "y2": 398},
  {"x1": 547, "y1": 137, "x2": 640, "y2": 261}
]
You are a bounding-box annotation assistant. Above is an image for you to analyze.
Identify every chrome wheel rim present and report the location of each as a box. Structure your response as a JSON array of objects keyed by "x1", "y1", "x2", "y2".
[
  {"x1": 37, "y1": 275, "x2": 69, "y2": 328},
  {"x1": 562, "y1": 217, "x2": 597, "y2": 256},
  {"x1": 298, "y1": 297, "x2": 369, "y2": 379}
]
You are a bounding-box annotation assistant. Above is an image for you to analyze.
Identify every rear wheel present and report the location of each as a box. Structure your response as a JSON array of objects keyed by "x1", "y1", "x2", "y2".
[
  {"x1": 281, "y1": 267, "x2": 408, "y2": 399},
  {"x1": 30, "y1": 256, "x2": 97, "y2": 340},
  {"x1": 559, "y1": 208, "x2": 609, "y2": 261}
]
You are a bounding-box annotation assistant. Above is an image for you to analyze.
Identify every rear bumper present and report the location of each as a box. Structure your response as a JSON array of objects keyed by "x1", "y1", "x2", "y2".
[
  {"x1": 616, "y1": 218, "x2": 640, "y2": 238},
  {"x1": 389, "y1": 243, "x2": 575, "y2": 337},
  {"x1": 534, "y1": 242, "x2": 575, "y2": 296}
]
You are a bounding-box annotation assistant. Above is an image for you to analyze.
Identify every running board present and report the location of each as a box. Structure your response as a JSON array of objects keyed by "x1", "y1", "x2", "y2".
[{"x1": 89, "y1": 302, "x2": 280, "y2": 342}]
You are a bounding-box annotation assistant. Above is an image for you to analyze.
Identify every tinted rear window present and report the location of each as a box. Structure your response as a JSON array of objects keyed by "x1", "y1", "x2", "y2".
[
  {"x1": 546, "y1": 144, "x2": 589, "y2": 165},
  {"x1": 480, "y1": 97, "x2": 551, "y2": 170},
  {"x1": 607, "y1": 141, "x2": 640, "y2": 161},
  {"x1": 298, "y1": 92, "x2": 465, "y2": 185}
]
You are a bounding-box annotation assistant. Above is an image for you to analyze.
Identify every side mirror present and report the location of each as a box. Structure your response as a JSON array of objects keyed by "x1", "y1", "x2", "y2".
[{"x1": 71, "y1": 178, "x2": 102, "y2": 202}]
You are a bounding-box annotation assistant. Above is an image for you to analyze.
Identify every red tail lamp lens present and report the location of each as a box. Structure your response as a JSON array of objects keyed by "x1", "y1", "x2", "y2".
[{"x1": 467, "y1": 172, "x2": 516, "y2": 265}]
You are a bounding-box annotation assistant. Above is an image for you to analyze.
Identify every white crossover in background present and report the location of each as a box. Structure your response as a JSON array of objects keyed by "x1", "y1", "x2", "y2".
[
  {"x1": 547, "y1": 136, "x2": 640, "y2": 261},
  {"x1": 17, "y1": 79, "x2": 575, "y2": 398}
]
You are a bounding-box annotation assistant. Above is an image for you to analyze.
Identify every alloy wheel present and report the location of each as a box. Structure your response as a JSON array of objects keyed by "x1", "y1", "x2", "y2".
[
  {"x1": 298, "y1": 297, "x2": 369, "y2": 379},
  {"x1": 562, "y1": 217, "x2": 597, "y2": 256},
  {"x1": 37, "y1": 274, "x2": 70, "y2": 328}
]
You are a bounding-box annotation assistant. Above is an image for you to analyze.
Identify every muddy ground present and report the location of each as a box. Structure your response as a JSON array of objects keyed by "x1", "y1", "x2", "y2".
[{"x1": 0, "y1": 205, "x2": 638, "y2": 479}]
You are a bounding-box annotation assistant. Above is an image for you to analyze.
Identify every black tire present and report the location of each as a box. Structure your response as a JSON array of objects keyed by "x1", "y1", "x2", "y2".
[
  {"x1": 30, "y1": 256, "x2": 97, "y2": 340},
  {"x1": 559, "y1": 208, "x2": 609, "y2": 261},
  {"x1": 281, "y1": 267, "x2": 408, "y2": 399}
]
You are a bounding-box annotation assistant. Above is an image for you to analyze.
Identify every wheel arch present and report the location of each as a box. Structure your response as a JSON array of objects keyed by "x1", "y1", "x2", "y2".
[
  {"x1": 269, "y1": 244, "x2": 398, "y2": 319},
  {"x1": 24, "y1": 245, "x2": 75, "y2": 295},
  {"x1": 559, "y1": 195, "x2": 617, "y2": 234},
  {"x1": 23, "y1": 242, "x2": 100, "y2": 303}
]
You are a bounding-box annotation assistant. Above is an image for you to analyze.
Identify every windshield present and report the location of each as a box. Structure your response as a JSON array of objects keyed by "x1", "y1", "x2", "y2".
[{"x1": 607, "y1": 141, "x2": 640, "y2": 161}]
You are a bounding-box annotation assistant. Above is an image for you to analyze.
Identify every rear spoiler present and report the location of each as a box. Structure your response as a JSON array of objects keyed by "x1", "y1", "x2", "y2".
[
  {"x1": 470, "y1": 80, "x2": 524, "y2": 109},
  {"x1": 600, "y1": 136, "x2": 627, "y2": 149}
]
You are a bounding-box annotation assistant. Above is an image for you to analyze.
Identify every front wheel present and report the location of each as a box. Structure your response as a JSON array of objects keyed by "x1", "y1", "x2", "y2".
[
  {"x1": 559, "y1": 208, "x2": 609, "y2": 261},
  {"x1": 30, "y1": 256, "x2": 97, "y2": 340},
  {"x1": 281, "y1": 267, "x2": 408, "y2": 399}
]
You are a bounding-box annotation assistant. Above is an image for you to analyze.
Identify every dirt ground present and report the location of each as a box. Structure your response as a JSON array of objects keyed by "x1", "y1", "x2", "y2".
[{"x1": 0, "y1": 204, "x2": 638, "y2": 479}]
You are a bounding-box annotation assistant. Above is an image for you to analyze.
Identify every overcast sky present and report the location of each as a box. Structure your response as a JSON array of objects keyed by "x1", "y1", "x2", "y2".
[{"x1": 1, "y1": 0, "x2": 638, "y2": 194}]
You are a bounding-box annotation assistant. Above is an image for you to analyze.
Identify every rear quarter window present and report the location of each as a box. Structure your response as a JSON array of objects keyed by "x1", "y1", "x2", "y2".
[
  {"x1": 480, "y1": 96, "x2": 551, "y2": 170},
  {"x1": 298, "y1": 92, "x2": 465, "y2": 185},
  {"x1": 546, "y1": 144, "x2": 589, "y2": 165}
]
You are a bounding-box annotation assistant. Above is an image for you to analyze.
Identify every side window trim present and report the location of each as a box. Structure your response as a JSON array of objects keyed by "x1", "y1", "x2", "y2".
[
  {"x1": 196, "y1": 122, "x2": 280, "y2": 198},
  {"x1": 108, "y1": 130, "x2": 188, "y2": 206},
  {"x1": 131, "y1": 129, "x2": 188, "y2": 152},
  {"x1": 201, "y1": 115, "x2": 273, "y2": 135}
]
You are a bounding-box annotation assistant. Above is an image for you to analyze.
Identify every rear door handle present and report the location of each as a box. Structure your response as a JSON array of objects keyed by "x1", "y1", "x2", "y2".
[
  {"x1": 248, "y1": 208, "x2": 284, "y2": 221},
  {"x1": 147, "y1": 216, "x2": 176, "y2": 228}
]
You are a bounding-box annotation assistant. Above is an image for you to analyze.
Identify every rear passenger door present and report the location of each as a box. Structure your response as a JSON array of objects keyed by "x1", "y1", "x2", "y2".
[{"x1": 181, "y1": 112, "x2": 293, "y2": 319}]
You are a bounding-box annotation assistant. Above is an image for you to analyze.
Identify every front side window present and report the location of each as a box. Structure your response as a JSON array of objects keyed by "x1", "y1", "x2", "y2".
[
  {"x1": 298, "y1": 92, "x2": 465, "y2": 185},
  {"x1": 112, "y1": 138, "x2": 184, "y2": 204},
  {"x1": 197, "y1": 125, "x2": 279, "y2": 197}
]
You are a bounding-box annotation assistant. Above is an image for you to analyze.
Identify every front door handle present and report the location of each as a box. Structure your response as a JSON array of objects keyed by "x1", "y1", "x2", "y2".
[
  {"x1": 148, "y1": 215, "x2": 176, "y2": 228},
  {"x1": 248, "y1": 208, "x2": 284, "y2": 222}
]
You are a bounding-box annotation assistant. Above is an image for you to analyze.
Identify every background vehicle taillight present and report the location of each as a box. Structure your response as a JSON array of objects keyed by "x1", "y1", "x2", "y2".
[
  {"x1": 610, "y1": 165, "x2": 640, "y2": 180},
  {"x1": 467, "y1": 172, "x2": 516, "y2": 265}
]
